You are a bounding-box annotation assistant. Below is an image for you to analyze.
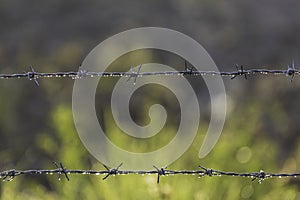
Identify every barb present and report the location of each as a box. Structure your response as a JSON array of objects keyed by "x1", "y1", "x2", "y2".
[
  {"x1": 52, "y1": 161, "x2": 69, "y2": 181},
  {"x1": 127, "y1": 64, "x2": 142, "y2": 84},
  {"x1": 24, "y1": 66, "x2": 39, "y2": 86},
  {"x1": 231, "y1": 64, "x2": 248, "y2": 80},
  {"x1": 1, "y1": 163, "x2": 300, "y2": 184},
  {"x1": 102, "y1": 163, "x2": 123, "y2": 180},
  {"x1": 153, "y1": 165, "x2": 167, "y2": 184},
  {"x1": 184, "y1": 61, "x2": 196, "y2": 76},
  {"x1": 286, "y1": 60, "x2": 296, "y2": 82},
  {"x1": 1, "y1": 62, "x2": 299, "y2": 83}
]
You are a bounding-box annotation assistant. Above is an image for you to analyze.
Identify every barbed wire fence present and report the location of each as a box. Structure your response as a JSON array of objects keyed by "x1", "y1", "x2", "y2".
[{"x1": 1, "y1": 61, "x2": 300, "y2": 184}]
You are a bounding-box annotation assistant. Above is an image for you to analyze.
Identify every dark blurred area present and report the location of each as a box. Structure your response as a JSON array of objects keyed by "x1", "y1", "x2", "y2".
[{"x1": 1, "y1": 0, "x2": 300, "y2": 199}]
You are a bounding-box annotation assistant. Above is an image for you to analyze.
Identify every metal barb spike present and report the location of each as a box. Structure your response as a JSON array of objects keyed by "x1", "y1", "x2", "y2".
[
  {"x1": 153, "y1": 165, "x2": 167, "y2": 184},
  {"x1": 199, "y1": 165, "x2": 213, "y2": 177},
  {"x1": 286, "y1": 60, "x2": 296, "y2": 82},
  {"x1": 102, "y1": 163, "x2": 123, "y2": 180},
  {"x1": 2, "y1": 170, "x2": 16, "y2": 181},
  {"x1": 53, "y1": 161, "x2": 69, "y2": 181},
  {"x1": 25, "y1": 65, "x2": 39, "y2": 86},
  {"x1": 184, "y1": 60, "x2": 195, "y2": 75},
  {"x1": 231, "y1": 64, "x2": 247, "y2": 80},
  {"x1": 251, "y1": 170, "x2": 266, "y2": 184},
  {"x1": 127, "y1": 65, "x2": 142, "y2": 84},
  {"x1": 77, "y1": 69, "x2": 88, "y2": 78}
]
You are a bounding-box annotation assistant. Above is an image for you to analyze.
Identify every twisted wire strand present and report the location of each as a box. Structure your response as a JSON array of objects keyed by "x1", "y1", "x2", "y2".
[
  {"x1": 0, "y1": 65, "x2": 298, "y2": 83},
  {"x1": 1, "y1": 163, "x2": 300, "y2": 184},
  {"x1": 0, "y1": 69, "x2": 298, "y2": 78}
]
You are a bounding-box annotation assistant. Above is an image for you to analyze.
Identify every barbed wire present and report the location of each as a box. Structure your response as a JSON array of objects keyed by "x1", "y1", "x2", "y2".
[
  {"x1": 0, "y1": 61, "x2": 298, "y2": 85},
  {"x1": 0, "y1": 62, "x2": 299, "y2": 185},
  {"x1": 1, "y1": 162, "x2": 300, "y2": 184}
]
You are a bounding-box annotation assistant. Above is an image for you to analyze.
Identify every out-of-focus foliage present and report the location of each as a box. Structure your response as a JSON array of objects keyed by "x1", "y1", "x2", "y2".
[{"x1": 1, "y1": 0, "x2": 300, "y2": 199}]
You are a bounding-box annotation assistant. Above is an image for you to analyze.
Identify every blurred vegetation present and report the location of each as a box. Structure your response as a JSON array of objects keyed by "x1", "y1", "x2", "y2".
[{"x1": 1, "y1": 0, "x2": 300, "y2": 199}]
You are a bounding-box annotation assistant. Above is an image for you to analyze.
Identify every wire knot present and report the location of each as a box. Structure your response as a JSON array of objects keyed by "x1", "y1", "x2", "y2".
[
  {"x1": 252, "y1": 170, "x2": 267, "y2": 184},
  {"x1": 24, "y1": 66, "x2": 39, "y2": 86},
  {"x1": 231, "y1": 64, "x2": 248, "y2": 79},
  {"x1": 184, "y1": 61, "x2": 196, "y2": 76},
  {"x1": 153, "y1": 165, "x2": 167, "y2": 184},
  {"x1": 102, "y1": 163, "x2": 123, "y2": 180},
  {"x1": 1, "y1": 170, "x2": 16, "y2": 181},
  {"x1": 127, "y1": 64, "x2": 142, "y2": 84},
  {"x1": 286, "y1": 60, "x2": 296, "y2": 82},
  {"x1": 199, "y1": 165, "x2": 214, "y2": 177},
  {"x1": 76, "y1": 70, "x2": 88, "y2": 79},
  {"x1": 53, "y1": 161, "x2": 69, "y2": 181}
]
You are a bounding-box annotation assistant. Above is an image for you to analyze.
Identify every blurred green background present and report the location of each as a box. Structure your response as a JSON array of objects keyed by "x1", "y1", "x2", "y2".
[{"x1": 1, "y1": 0, "x2": 300, "y2": 199}]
